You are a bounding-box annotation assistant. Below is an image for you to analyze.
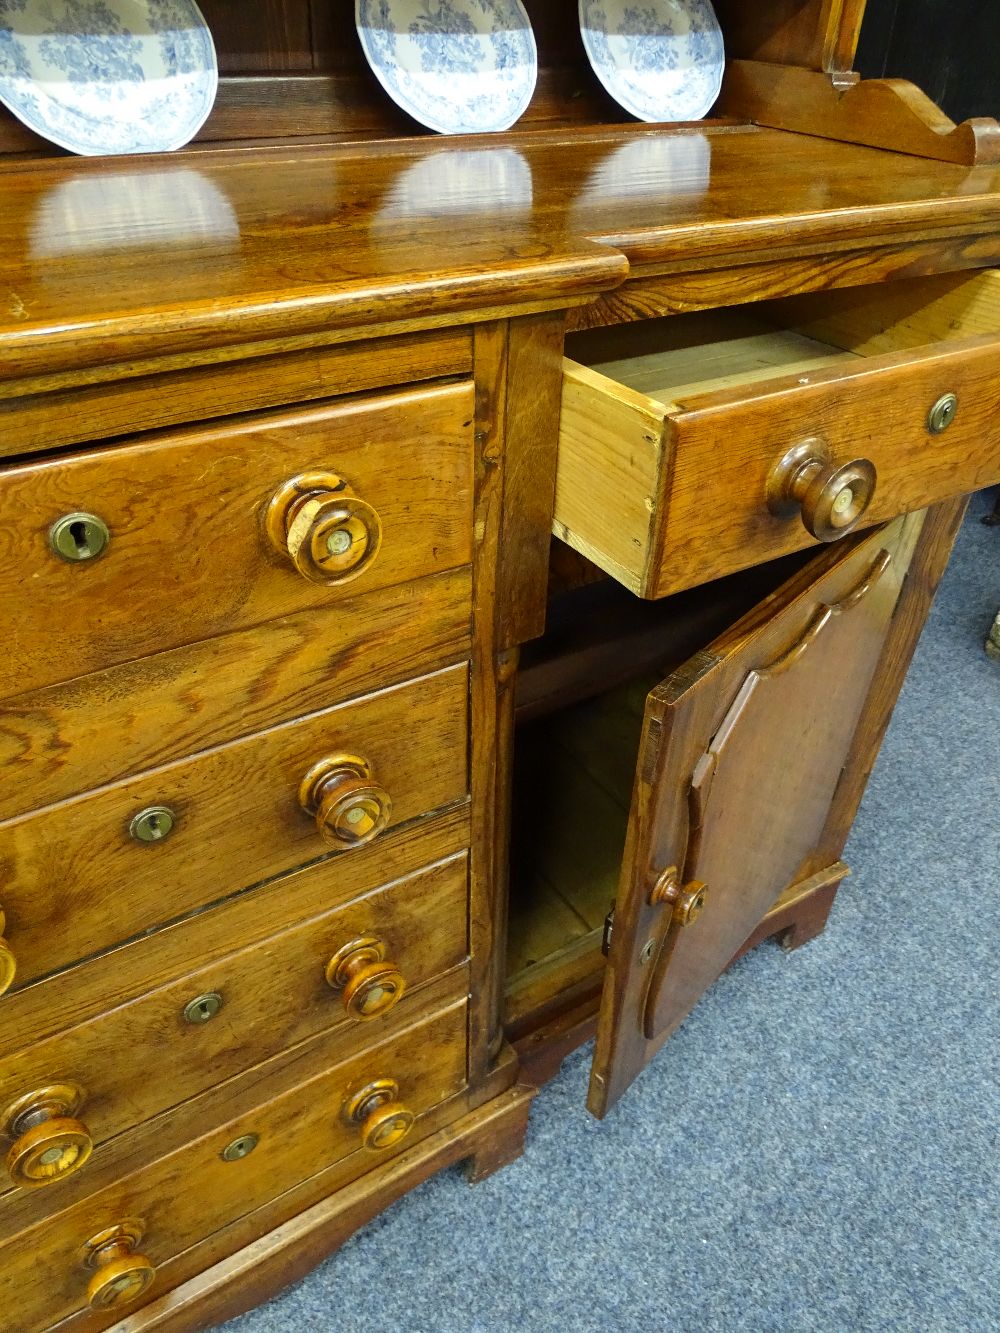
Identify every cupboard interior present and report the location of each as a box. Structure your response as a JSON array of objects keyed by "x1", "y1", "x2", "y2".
[{"x1": 504, "y1": 543, "x2": 817, "y2": 1030}]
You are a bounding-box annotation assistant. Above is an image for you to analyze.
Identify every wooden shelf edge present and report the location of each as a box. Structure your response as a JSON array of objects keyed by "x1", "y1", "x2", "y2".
[{"x1": 718, "y1": 60, "x2": 1000, "y2": 166}]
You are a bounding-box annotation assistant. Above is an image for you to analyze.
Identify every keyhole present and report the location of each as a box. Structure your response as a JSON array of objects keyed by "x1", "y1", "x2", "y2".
[
  {"x1": 129, "y1": 805, "x2": 175, "y2": 844},
  {"x1": 183, "y1": 991, "x2": 223, "y2": 1024},
  {"x1": 69, "y1": 520, "x2": 92, "y2": 557}
]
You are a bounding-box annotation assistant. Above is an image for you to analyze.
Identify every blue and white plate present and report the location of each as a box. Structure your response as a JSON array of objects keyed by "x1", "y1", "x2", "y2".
[
  {"x1": 355, "y1": 0, "x2": 537, "y2": 135},
  {"x1": 579, "y1": 0, "x2": 724, "y2": 123},
  {"x1": 0, "y1": 0, "x2": 218, "y2": 156}
]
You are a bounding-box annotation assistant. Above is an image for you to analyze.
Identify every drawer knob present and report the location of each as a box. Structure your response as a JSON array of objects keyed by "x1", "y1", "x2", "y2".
[
  {"x1": 299, "y1": 754, "x2": 392, "y2": 851},
  {"x1": 3, "y1": 1083, "x2": 93, "y2": 1189},
  {"x1": 650, "y1": 867, "x2": 708, "y2": 926},
  {"x1": 344, "y1": 1078, "x2": 415, "y2": 1152},
  {"x1": 766, "y1": 439, "x2": 876, "y2": 542},
  {"x1": 325, "y1": 936, "x2": 407, "y2": 1021},
  {"x1": 265, "y1": 471, "x2": 382, "y2": 585},
  {"x1": 0, "y1": 909, "x2": 16, "y2": 997},
  {"x1": 82, "y1": 1220, "x2": 155, "y2": 1311}
]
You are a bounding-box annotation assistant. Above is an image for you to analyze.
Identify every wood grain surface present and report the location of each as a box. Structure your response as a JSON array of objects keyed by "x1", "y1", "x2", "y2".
[
  {"x1": 719, "y1": 60, "x2": 1000, "y2": 164},
  {"x1": 0, "y1": 567, "x2": 470, "y2": 820},
  {"x1": 0, "y1": 665, "x2": 468, "y2": 989},
  {"x1": 0, "y1": 807, "x2": 470, "y2": 1057},
  {"x1": 588, "y1": 523, "x2": 915, "y2": 1115},
  {"x1": 0, "y1": 854, "x2": 468, "y2": 1202},
  {"x1": 0, "y1": 328, "x2": 472, "y2": 459},
  {"x1": 0, "y1": 999, "x2": 468, "y2": 1333},
  {"x1": 0, "y1": 383, "x2": 473, "y2": 701},
  {"x1": 3, "y1": 127, "x2": 1000, "y2": 386},
  {"x1": 557, "y1": 279, "x2": 1000, "y2": 596},
  {"x1": 69, "y1": 1081, "x2": 535, "y2": 1333}
]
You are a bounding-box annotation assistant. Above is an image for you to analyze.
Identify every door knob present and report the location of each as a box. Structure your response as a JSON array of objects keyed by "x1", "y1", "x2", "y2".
[
  {"x1": 650, "y1": 867, "x2": 708, "y2": 926},
  {"x1": 767, "y1": 439, "x2": 876, "y2": 542},
  {"x1": 265, "y1": 471, "x2": 381, "y2": 584}
]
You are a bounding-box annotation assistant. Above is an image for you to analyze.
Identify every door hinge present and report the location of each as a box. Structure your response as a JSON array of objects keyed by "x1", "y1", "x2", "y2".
[{"x1": 602, "y1": 905, "x2": 615, "y2": 956}]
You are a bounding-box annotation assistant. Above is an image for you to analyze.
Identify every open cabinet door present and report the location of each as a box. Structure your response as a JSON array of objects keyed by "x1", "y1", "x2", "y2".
[{"x1": 588, "y1": 516, "x2": 924, "y2": 1117}]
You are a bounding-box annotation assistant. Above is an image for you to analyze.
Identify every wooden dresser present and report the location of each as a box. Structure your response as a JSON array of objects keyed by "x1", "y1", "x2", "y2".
[{"x1": 1, "y1": 2, "x2": 999, "y2": 1327}]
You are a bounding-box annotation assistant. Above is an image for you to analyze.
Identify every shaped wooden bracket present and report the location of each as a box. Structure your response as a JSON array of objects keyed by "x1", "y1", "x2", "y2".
[{"x1": 717, "y1": 60, "x2": 1000, "y2": 167}]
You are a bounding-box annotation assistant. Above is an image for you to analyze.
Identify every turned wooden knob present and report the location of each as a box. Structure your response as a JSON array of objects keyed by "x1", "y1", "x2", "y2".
[
  {"x1": 298, "y1": 754, "x2": 392, "y2": 851},
  {"x1": 766, "y1": 439, "x2": 876, "y2": 542},
  {"x1": 344, "y1": 1078, "x2": 415, "y2": 1152},
  {"x1": 0, "y1": 910, "x2": 15, "y2": 997},
  {"x1": 325, "y1": 936, "x2": 407, "y2": 1021},
  {"x1": 4, "y1": 1083, "x2": 93, "y2": 1188},
  {"x1": 650, "y1": 867, "x2": 708, "y2": 926},
  {"x1": 265, "y1": 471, "x2": 382, "y2": 585},
  {"x1": 82, "y1": 1221, "x2": 156, "y2": 1311}
]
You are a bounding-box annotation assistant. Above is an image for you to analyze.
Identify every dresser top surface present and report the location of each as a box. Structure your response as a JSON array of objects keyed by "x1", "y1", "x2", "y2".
[{"x1": 3, "y1": 122, "x2": 1000, "y2": 383}]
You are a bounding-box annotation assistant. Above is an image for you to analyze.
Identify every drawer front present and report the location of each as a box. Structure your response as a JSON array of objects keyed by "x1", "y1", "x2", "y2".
[
  {"x1": 0, "y1": 566, "x2": 472, "y2": 822},
  {"x1": 557, "y1": 332, "x2": 1000, "y2": 597},
  {"x1": 0, "y1": 381, "x2": 474, "y2": 701},
  {"x1": 650, "y1": 333, "x2": 1000, "y2": 592},
  {"x1": 0, "y1": 665, "x2": 468, "y2": 989},
  {"x1": 0, "y1": 853, "x2": 467, "y2": 1199},
  {"x1": 0, "y1": 999, "x2": 467, "y2": 1332}
]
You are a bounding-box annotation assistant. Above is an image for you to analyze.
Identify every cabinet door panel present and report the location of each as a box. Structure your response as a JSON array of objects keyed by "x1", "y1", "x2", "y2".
[{"x1": 588, "y1": 518, "x2": 918, "y2": 1117}]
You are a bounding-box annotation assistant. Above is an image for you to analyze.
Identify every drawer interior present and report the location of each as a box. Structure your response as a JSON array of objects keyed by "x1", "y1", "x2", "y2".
[
  {"x1": 565, "y1": 270, "x2": 1000, "y2": 406},
  {"x1": 556, "y1": 269, "x2": 1000, "y2": 600},
  {"x1": 565, "y1": 307, "x2": 861, "y2": 408}
]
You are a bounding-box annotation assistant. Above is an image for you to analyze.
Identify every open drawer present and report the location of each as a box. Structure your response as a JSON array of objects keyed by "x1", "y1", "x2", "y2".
[
  {"x1": 508, "y1": 508, "x2": 948, "y2": 1115},
  {"x1": 555, "y1": 269, "x2": 1000, "y2": 597}
]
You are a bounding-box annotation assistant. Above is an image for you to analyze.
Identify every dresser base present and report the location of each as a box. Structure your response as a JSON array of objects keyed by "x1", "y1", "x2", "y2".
[{"x1": 106, "y1": 1085, "x2": 535, "y2": 1333}]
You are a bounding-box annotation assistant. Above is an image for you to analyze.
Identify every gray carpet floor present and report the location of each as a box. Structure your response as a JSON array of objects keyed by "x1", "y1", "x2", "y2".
[{"x1": 223, "y1": 492, "x2": 999, "y2": 1333}]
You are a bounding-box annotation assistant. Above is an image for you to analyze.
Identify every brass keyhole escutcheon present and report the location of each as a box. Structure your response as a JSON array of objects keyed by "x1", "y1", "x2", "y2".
[
  {"x1": 221, "y1": 1134, "x2": 259, "y2": 1162},
  {"x1": 129, "y1": 806, "x2": 176, "y2": 844},
  {"x1": 183, "y1": 992, "x2": 223, "y2": 1025},
  {"x1": 927, "y1": 392, "x2": 958, "y2": 435},
  {"x1": 49, "y1": 513, "x2": 110, "y2": 563}
]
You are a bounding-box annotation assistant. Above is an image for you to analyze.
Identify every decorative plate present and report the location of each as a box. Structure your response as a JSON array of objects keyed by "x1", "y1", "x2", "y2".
[
  {"x1": 355, "y1": 0, "x2": 537, "y2": 136},
  {"x1": 578, "y1": 0, "x2": 724, "y2": 123},
  {"x1": 0, "y1": 0, "x2": 218, "y2": 156}
]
